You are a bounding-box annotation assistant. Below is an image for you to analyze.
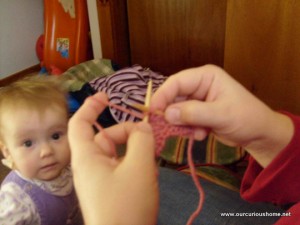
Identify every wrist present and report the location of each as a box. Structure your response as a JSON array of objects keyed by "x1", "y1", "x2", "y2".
[{"x1": 245, "y1": 111, "x2": 294, "y2": 168}]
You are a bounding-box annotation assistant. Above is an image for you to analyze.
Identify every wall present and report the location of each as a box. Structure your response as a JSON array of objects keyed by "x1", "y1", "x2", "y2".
[{"x1": 0, "y1": 0, "x2": 44, "y2": 79}]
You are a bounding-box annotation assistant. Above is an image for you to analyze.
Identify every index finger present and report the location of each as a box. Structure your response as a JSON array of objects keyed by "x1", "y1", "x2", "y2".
[
  {"x1": 150, "y1": 65, "x2": 222, "y2": 111},
  {"x1": 68, "y1": 92, "x2": 108, "y2": 149}
]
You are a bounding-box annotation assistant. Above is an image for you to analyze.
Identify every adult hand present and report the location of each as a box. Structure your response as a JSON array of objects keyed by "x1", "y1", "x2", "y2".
[
  {"x1": 68, "y1": 92, "x2": 158, "y2": 225},
  {"x1": 151, "y1": 65, "x2": 293, "y2": 167}
]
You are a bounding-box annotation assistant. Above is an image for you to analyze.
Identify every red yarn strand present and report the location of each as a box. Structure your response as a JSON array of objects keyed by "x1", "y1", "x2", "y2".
[{"x1": 186, "y1": 136, "x2": 205, "y2": 225}]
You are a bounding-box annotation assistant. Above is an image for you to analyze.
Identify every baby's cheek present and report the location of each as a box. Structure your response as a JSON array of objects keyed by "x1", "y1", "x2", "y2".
[
  {"x1": 55, "y1": 150, "x2": 70, "y2": 170},
  {"x1": 16, "y1": 160, "x2": 38, "y2": 179},
  {"x1": 61, "y1": 143, "x2": 71, "y2": 163}
]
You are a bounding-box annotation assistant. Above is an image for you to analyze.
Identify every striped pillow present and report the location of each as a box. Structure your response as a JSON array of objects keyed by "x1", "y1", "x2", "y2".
[{"x1": 90, "y1": 64, "x2": 167, "y2": 122}]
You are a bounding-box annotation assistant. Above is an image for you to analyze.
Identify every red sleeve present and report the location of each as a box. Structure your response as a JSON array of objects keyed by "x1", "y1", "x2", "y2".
[
  {"x1": 241, "y1": 112, "x2": 300, "y2": 205},
  {"x1": 275, "y1": 203, "x2": 300, "y2": 225}
]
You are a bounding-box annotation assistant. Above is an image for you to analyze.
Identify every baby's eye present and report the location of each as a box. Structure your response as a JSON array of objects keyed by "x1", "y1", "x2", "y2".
[
  {"x1": 23, "y1": 140, "x2": 33, "y2": 148},
  {"x1": 52, "y1": 133, "x2": 61, "y2": 140}
]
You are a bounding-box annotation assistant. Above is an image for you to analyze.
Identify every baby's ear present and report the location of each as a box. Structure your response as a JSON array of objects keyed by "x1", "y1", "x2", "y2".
[
  {"x1": 0, "y1": 141, "x2": 9, "y2": 158},
  {"x1": 0, "y1": 142, "x2": 13, "y2": 169}
]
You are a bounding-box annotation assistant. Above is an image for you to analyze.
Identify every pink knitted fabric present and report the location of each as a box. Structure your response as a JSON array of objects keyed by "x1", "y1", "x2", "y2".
[
  {"x1": 149, "y1": 114, "x2": 194, "y2": 156},
  {"x1": 149, "y1": 114, "x2": 204, "y2": 225}
]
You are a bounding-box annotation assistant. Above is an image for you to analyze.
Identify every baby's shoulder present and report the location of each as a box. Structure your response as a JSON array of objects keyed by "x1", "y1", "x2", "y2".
[{"x1": 0, "y1": 182, "x2": 40, "y2": 224}]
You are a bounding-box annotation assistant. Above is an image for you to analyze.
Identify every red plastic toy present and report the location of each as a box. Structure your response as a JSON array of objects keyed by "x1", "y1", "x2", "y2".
[{"x1": 43, "y1": 0, "x2": 90, "y2": 72}]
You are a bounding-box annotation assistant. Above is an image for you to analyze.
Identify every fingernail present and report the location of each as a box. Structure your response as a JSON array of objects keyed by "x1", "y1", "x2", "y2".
[
  {"x1": 136, "y1": 122, "x2": 152, "y2": 133},
  {"x1": 165, "y1": 107, "x2": 181, "y2": 123}
]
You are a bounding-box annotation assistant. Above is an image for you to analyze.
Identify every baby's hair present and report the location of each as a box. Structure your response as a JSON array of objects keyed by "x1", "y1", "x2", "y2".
[{"x1": 0, "y1": 75, "x2": 69, "y2": 127}]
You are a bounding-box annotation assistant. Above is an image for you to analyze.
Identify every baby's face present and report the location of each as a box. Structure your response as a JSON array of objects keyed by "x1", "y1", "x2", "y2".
[{"x1": 1, "y1": 107, "x2": 70, "y2": 181}]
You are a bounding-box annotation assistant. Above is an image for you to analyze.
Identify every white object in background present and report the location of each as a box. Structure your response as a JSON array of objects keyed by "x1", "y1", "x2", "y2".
[{"x1": 87, "y1": 0, "x2": 103, "y2": 59}]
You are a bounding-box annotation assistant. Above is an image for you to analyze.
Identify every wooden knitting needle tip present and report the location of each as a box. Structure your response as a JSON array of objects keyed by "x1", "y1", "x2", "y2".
[
  {"x1": 131, "y1": 103, "x2": 149, "y2": 112},
  {"x1": 130, "y1": 103, "x2": 164, "y2": 116},
  {"x1": 143, "y1": 79, "x2": 153, "y2": 122}
]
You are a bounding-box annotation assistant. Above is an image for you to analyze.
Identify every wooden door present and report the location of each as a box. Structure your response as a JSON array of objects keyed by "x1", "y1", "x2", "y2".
[
  {"x1": 224, "y1": 0, "x2": 300, "y2": 113},
  {"x1": 96, "y1": 0, "x2": 130, "y2": 68},
  {"x1": 127, "y1": 0, "x2": 227, "y2": 75}
]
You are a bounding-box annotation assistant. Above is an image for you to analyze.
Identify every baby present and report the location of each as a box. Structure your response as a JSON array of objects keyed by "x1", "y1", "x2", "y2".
[{"x1": 0, "y1": 76, "x2": 81, "y2": 224}]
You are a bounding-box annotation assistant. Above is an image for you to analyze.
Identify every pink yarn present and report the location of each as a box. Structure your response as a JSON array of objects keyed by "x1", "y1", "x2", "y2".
[
  {"x1": 94, "y1": 99, "x2": 205, "y2": 225},
  {"x1": 149, "y1": 114, "x2": 194, "y2": 156},
  {"x1": 149, "y1": 114, "x2": 205, "y2": 225}
]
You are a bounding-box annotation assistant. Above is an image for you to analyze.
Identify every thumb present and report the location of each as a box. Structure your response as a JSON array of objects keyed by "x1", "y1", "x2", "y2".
[
  {"x1": 164, "y1": 100, "x2": 225, "y2": 128},
  {"x1": 124, "y1": 122, "x2": 156, "y2": 171}
]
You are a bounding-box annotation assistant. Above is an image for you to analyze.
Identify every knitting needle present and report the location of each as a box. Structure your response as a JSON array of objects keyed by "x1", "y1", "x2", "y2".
[
  {"x1": 130, "y1": 103, "x2": 164, "y2": 116},
  {"x1": 143, "y1": 79, "x2": 153, "y2": 122}
]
